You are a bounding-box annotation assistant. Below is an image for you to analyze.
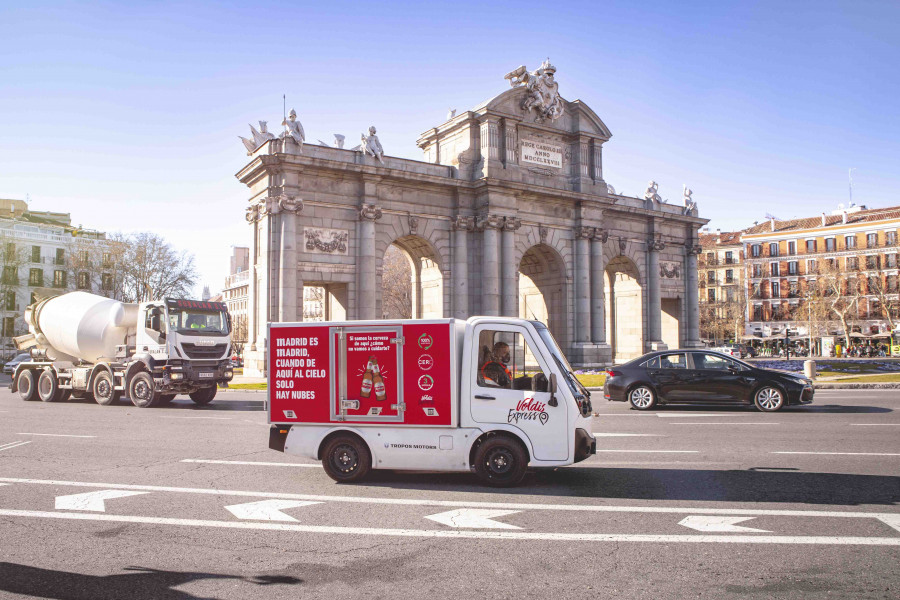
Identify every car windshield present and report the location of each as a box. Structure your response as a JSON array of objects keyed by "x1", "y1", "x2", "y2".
[
  {"x1": 168, "y1": 309, "x2": 230, "y2": 335},
  {"x1": 532, "y1": 322, "x2": 590, "y2": 399}
]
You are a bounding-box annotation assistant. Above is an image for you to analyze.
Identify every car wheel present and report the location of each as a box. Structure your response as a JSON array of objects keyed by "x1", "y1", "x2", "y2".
[
  {"x1": 17, "y1": 369, "x2": 38, "y2": 402},
  {"x1": 628, "y1": 385, "x2": 656, "y2": 410},
  {"x1": 189, "y1": 386, "x2": 217, "y2": 405},
  {"x1": 473, "y1": 435, "x2": 528, "y2": 487},
  {"x1": 128, "y1": 371, "x2": 159, "y2": 408},
  {"x1": 93, "y1": 371, "x2": 121, "y2": 406},
  {"x1": 321, "y1": 435, "x2": 371, "y2": 483},
  {"x1": 754, "y1": 386, "x2": 784, "y2": 412},
  {"x1": 37, "y1": 370, "x2": 60, "y2": 402}
]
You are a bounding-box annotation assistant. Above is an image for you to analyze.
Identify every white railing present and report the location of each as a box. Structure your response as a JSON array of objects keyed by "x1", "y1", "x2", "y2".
[{"x1": 224, "y1": 270, "x2": 249, "y2": 289}]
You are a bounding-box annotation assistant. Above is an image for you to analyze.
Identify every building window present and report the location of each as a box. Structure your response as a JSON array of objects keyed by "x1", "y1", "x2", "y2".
[
  {"x1": 866, "y1": 255, "x2": 879, "y2": 269},
  {"x1": 101, "y1": 273, "x2": 113, "y2": 291},
  {"x1": 706, "y1": 271, "x2": 715, "y2": 284},
  {"x1": 789, "y1": 282, "x2": 799, "y2": 297},
  {"x1": 752, "y1": 264, "x2": 762, "y2": 278},
  {"x1": 2, "y1": 266, "x2": 17, "y2": 285},
  {"x1": 771, "y1": 281, "x2": 780, "y2": 298},
  {"x1": 888, "y1": 275, "x2": 899, "y2": 292},
  {"x1": 707, "y1": 289, "x2": 716, "y2": 302},
  {"x1": 28, "y1": 268, "x2": 43, "y2": 286},
  {"x1": 725, "y1": 269, "x2": 733, "y2": 283},
  {"x1": 807, "y1": 259, "x2": 817, "y2": 273},
  {"x1": 770, "y1": 262, "x2": 780, "y2": 277},
  {"x1": 845, "y1": 235, "x2": 857, "y2": 249},
  {"x1": 868, "y1": 276, "x2": 879, "y2": 292},
  {"x1": 787, "y1": 241, "x2": 796, "y2": 255},
  {"x1": 846, "y1": 256, "x2": 859, "y2": 270},
  {"x1": 77, "y1": 272, "x2": 90, "y2": 290},
  {"x1": 751, "y1": 244, "x2": 761, "y2": 257},
  {"x1": 5, "y1": 242, "x2": 15, "y2": 259},
  {"x1": 2, "y1": 317, "x2": 14, "y2": 337},
  {"x1": 56, "y1": 248, "x2": 65, "y2": 265},
  {"x1": 769, "y1": 243, "x2": 779, "y2": 257},
  {"x1": 806, "y1": 240, "x2": 816, "y2": 253},
  {"x1": 825, "y1": 238, "x2": 835, "y2": 252},
  {"x1": 887, "y1": 254, "x2": 898, "y2": 269},
  {"x1": 867, "y1": 233, "x2": 878, "y2": 248},
  {"x1": 725, "y1": 251, "x2": 733, "y2": 264},
  {"x1": 753, "y1": 305, "x2": 763, "y2": 321},
  {"x1": 788, "y1": 261, "x2": 798, "y2": 275},
  {"x1": 752, "y1": 283, "x2": 762, "y2": 299},
  {"x1": 79, "y1": 251, "x2": 90, "y2": 267},
  {"x1": 102, "y1": 253, "x2": 112, "y2": 268},
  {"x1": 4, "y1": 291, "x2": 15, "y2": 311},
  {"x1": 31, "y1": 245, "x2": 41, "y2": 263},
  {"x1": 887, "y1": 231, "x2": 898, "y2": 246},
  {"x1": 53, "y1": 270, "x2": 66, "y2": 288}
]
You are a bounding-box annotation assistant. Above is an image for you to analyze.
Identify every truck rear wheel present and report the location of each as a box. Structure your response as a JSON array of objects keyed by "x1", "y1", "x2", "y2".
[
  {"x1": 189, "y1": 386, "x2": 217, "y2": 406},
  {"x1": 17, "y1": 369, "x2": 38, "y2": 402},
  {"x1": 128, "y1": 371, "x2": 159, "y2": 408},
  {"x1": 93, "y1": 371, "x2": 121, "y2": 406},
  {"x1": 321, "y1": 435, "x2": 371, "y2": 483},
  {"x1": 473, "y1": 435, "x2": 528, "y2": 487},
  {"x1": 37, "y1": 370, "x2": 61, "y2": 402}
]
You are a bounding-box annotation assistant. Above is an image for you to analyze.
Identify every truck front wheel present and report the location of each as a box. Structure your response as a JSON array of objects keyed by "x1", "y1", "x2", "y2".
[
  {"x1": 93, "y1": 371, "x2": 121, "y2": 406},
  {"x1": 321, "y1": 435, "x2": 371, "y2": 483},
  {"x1": 189, "y1": 386, "x2": 217, "y2": 406},
  {"x1": 17, "y1": 370, "x2": 38, "y2": 402},
  {"x1": 128, "y1": 371, "x2": 159, "y2": 408},
  {"x1": 473, "y1": 435, "x2": 528, "y2": 487},
  {"x1": 37, "y1": 370, "x2": 61, "y2": 402}
]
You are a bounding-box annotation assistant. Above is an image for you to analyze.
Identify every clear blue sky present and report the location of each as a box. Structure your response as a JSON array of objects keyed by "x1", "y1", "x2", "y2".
[{"x1": 2, "y1": 0, "x2": 898, "y2": 295}]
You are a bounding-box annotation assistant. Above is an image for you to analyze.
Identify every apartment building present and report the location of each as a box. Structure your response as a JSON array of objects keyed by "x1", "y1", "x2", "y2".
[
  {"x1": 222, "y1": 247, "x2": 250, "y2": 349},
  {"x1": 742, "y1": 204, "x2": 900, "y2": 339},
  {"x1": 698, "y1": 229, "x2": 744, "y2": 342}
]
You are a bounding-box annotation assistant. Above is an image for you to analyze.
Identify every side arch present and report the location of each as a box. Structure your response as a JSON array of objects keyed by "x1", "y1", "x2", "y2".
[
  {"x1": 518, "y1": 242, "x2": 570, "y2": 349},
  {"x1": 605, "y1": 254, "x2": 644, "y2": 362}
]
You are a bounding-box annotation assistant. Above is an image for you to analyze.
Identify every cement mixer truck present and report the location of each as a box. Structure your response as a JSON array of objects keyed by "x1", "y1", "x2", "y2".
[{"x1": 10, "y1": 292, "x2": 234, "y2": 407}]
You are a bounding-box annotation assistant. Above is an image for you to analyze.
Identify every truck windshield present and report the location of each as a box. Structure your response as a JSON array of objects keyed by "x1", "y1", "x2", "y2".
[
  {"x1": 533, "y1": 322, "x2": 591, "y2": 399},
  {"x1": 169, "y1": 309, "x2": 230, "y2": 335}
]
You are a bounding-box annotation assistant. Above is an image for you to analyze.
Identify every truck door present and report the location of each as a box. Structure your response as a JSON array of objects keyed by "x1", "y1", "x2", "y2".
[
  {"x1": 469, "y1": 324, "x2": 569, "y2": 461},
  {"x1": 331, "y1": 326, "x2": 405, "y2": 423}
]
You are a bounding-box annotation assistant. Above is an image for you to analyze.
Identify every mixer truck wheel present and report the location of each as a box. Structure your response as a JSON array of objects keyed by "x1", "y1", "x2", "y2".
[
  {"x1": 189, "y1": 386, "x2": 217, "y2": 406},
  {"x1": 128, "y1": 371, "x2": 160, "y2": 408},
  {"x1": 17, "y1": 369, "x2": 38, "y2": 402},
  {"x1": 37, "y1": 370, "x2": 61, "y2": 402},
  {"x1": 93, "y1": 371, "x2": 121, "y2": 406}
]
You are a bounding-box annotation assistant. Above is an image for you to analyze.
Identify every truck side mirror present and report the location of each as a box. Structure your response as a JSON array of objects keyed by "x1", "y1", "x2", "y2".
[{"x1": 548, "y1": 373, "x2": 558, "y2": 407}]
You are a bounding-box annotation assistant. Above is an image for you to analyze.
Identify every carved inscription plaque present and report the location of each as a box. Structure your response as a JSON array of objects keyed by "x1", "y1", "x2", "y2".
[{"x1": 521, "y1": 140, "x2": 562, "y2": 169}]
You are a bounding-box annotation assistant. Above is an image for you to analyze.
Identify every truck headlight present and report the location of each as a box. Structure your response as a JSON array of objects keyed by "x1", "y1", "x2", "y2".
[{"x1": 170, "y1": 372, "x2": 183, "y2": 381}]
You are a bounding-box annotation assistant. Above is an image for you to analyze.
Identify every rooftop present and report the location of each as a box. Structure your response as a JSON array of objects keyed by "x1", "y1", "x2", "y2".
[{"x1": 743, "y1": 205, "x2": 900, "y2": 236}]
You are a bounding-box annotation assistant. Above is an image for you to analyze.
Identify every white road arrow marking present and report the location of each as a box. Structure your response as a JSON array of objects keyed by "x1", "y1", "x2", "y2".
[
  {"x1": 225, "y1": 499, "x2": 321, "y2": 522},
  {"x1": 877, "y1": 515, "x2": 900, "y2": 533},
  {"x1": 425, "y1": 508, "x2": 522, "y2": 529},
  {"x1": 679, "y1": 516, "x2": 770, "y2": 533},
  {"x1": 55, "y1": 490, "x2": 149, "y2": 512}
]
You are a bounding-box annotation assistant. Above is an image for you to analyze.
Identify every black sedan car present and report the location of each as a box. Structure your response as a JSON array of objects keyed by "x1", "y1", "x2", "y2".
[{"x1": 603, "y1": 350, "x2": 814, "y2": 411}]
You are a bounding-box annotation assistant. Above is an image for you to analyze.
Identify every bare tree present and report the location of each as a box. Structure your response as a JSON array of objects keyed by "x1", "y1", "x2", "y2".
[
  {"x1": 118, "y1": 232, "x2": 198, "y2": 302},
  {"x1": 862, "y1": 255, "x2": 900, "y2": 331},
  {"x1": 381, "y1": 245, "x2": 412, "y2": 319},
  {"x1": 815, "y1": 260, "x2": 863, "y2": 347}
]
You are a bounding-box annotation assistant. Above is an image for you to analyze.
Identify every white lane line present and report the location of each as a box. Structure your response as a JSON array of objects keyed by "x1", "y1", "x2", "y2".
[
  {"x1": 592, "y1": 433, "x2": 662, "y2": 437},
  {"x1": 182, "y1": 459, "x2": 320, "y2": 468},
  {"x1": 16, "y1": 433, "x2": 97, "y2": 438},
  {"x1": 656, "y1": 414, "x2": 752, "y2": 418},
  {"x1": 772, "y1": 452, "x2": 900, "y2": 456},
  {"x1": 670, "y1": 423, "x2": 779, "y2": 426},
  {"x1": 0, "y1": 441, "x2": 31, "y2": 452},
  {"x1": 850, "y1": 424, "x2": 900, "y2": 426},
  {"x1": 596, "y1": 450, "x2": 699, "y2": 454},
  {"x1": 0, "y1": 510, "x2": 897, "y2": 546},
  {"x1": 2, "y1": 477, "x2": 898, "y2": 520},
  {"x1": 159, "y1": 416, "x2": 232, "y2": 420}
]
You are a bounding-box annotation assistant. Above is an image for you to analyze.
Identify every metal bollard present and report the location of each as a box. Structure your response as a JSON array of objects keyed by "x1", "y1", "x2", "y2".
[{"x1": 803, "y1": 360, "x2": 816, "y2": 379}]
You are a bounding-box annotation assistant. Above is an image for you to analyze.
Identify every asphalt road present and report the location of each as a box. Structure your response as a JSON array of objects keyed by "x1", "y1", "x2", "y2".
[{"x1": 1, "y1": 382, "x2": 898, "y2": 600}]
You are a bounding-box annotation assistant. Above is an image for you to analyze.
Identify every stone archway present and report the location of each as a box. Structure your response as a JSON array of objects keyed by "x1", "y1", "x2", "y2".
[
  {"x1": 381, "y1": 235, "x2": 444, "y2": 319},
  {"x1": 606, "y1": 256, "x2": 643, "y2": 362},
  {"x1": 518, "y1": 243, "x2": 568, "y2": 348}
]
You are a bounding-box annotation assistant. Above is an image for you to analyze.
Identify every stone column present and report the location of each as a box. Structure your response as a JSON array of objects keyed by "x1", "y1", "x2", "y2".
[
  {"x1": 245, "y1": 201, "x2": 262, "y2": 351},
  {"x1": 277, "y1": 195, "x2": 303, "y2": 322},
  {"x1": 684, "y1": 242, "x2": 704, "y2": 347},
  {"x1": 478, "y1": 214, "x2": 504, "y2": 316},
  {"x1": 452, "y1": 216, "x2": 474, "y2": 319},
  {"x1": 574, "y1": 227, "x2": 593, "y2": 343},
  {"x1": 357, "y1": 203, "x2": 382, "y2": 320},
  {"x1": 647, "y1": 238, "x2": 666, "y2": 350},
  {"x1": 502, "y1": 217, "x2": 521, "y2": 317},
  {"x1": 591, "y1": 228, "x2": 609, "y2": 345}
]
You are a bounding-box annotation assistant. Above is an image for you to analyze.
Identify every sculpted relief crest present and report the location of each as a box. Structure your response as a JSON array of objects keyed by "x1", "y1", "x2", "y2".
[{"x1": 504, "y1": 59, "x2": 565, "y2": 123}]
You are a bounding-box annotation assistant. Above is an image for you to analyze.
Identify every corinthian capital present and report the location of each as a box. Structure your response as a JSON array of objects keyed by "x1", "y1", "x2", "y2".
[
  {"x1": 277, "y1": 195, "x2": 303, "y2": 214},
  {"x1": 575, "y1": 226, "x2": 594, "y2": 240},
  {"x1": 593, "y1": 228, "x2": 610, "y2": 243},
  {"x1": 476, "y1": 214, "x2": 505, "y2": 230},
  {"x1": 359, "y1": 203, "x2": 383, "y2": 221},
  {"x1": 648, "y1": 238, "x2": 666, "y2": 252},
  {"x1": 452, "y1": 215, "x2": 475, "y2": 231},
  {"x1": 245, "y1": 202, "x2": 261, "y2": 223},
  {"x1": 503, "y1": 217, "x2": 522, "y2": 231},
  {"x1": 686, "y1": 243, "x2": 703, "y2": 256}
]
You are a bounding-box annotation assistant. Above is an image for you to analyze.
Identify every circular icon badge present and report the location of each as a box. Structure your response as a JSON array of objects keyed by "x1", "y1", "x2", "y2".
[
  {"x1": 417, "y1": 354, "x2": 434, "y2": 371},
  {"x1": 418, "y1": 333, "x2": 433, "y2": 350},
  {"x1": 417, "y1": 374, "x2": 434, "y2": 391}
]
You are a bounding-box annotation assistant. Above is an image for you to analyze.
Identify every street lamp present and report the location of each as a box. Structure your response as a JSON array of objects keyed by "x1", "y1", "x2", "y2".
[{"x1": 807, "y1": 292, "x2": 813, "y2": 357}]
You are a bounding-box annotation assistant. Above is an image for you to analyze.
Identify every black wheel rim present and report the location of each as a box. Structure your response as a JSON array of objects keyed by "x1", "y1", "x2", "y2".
[
  {"x1": 133, "y1": 378, "x2": 151, "y2": 402},
  {"x1": 485, "y1": 447, "x2": 515, "y2": 477},
  {"x1": 331, "y1": 444, "x2": 359, "y2": 474},
  {"x1": 96, "y1": 377, "x2": 111, "y2": 400}
]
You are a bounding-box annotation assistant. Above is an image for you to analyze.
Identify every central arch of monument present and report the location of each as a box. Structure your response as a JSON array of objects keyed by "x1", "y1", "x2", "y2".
[{"x1": 237, "y1": 62, "x2": 707, "y2": 374}]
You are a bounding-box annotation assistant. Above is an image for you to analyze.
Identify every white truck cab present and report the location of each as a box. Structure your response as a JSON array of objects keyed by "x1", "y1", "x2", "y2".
[{"x1": 268, "y1": 317, "x2": 596, "y2": 486}]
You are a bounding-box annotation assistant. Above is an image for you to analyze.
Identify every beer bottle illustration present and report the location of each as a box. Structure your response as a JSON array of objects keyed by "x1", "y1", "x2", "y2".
[
  {"x1": 372, "y1": 358, "x2": 387, "y2": 402},
  {"x1": 360, "y1": 357, "x2": 375, "y2": 398}
]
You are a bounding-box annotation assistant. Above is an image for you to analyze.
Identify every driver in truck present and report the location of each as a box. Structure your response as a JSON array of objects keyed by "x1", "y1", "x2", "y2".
[{"x1": 481, "y1": 341, "x2": 512, "y2": 388}]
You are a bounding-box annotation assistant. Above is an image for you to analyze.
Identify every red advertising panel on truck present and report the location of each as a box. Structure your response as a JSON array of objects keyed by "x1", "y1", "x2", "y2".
[{"x1": 268, "y1": 321, "x2": 455, "y2": 427}]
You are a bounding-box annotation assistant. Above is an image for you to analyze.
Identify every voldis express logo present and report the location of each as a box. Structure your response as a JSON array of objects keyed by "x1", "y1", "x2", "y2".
[{"x1": 417, "y1": 333, "x2": 433, "y2": 350}]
